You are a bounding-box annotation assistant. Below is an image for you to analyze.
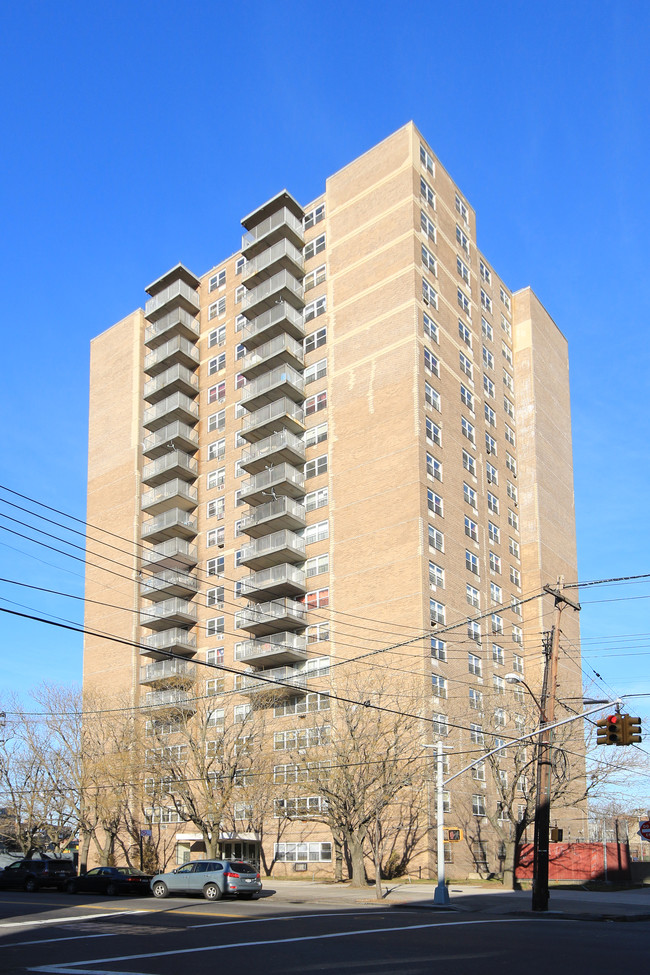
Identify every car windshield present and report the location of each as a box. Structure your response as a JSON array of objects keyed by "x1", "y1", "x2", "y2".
[
  {"x1": 230, "y1": 861, "x2": 256, "y2": 873},
  {"x1": 115, "y1": 868, "x2": 147, "y2": 876}
]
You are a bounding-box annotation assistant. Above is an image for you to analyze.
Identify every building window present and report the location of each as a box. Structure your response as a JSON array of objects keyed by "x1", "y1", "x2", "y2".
[
  {"x1": 508, "y1": 509, "x2": 519, "y2": 532},
  {"x1": 427, "y1": 489, "x2": 443, "y2": 517},
  {"x1": 509, "y1": 537, "x2": 520, "y2": 559},
  {"x1": 304, "y1": 519, "x2": 329, "y2": 545},
  {"x1": 423, "y1": 311, "x2": 439, "y2": 343},
  {"x1": 492, "y1": 614, "x2": 504, "y2": 634},
  {"x1": 485, "y1": 433, "x2": 497, "y2": 456},
  {"x1": 305, "y1": 421, "x2": 328, "y2": 448},
  {"x1": 507, "y1": 480, "x2": 518, "y2": 503},
  {"x1": 485, "y1": 404, "x2": 496, "y2": 427},
  {"x1": 484, "y1": 375, "x2": 495, "y2": 398},
  {"x1": 430, "y1": 561, "x2": 445, "y2": 588},
  {"x1": 482, "y1": 316, "x2": 494, "y2": 341},
  {"x1": 305, "y1": 487, "x2": 328, "y2": 512},
  {"x1": 481, "y1": 289, "x2": 493, "y2": 314},
  {"x1": 304, "y1": 264, "x2": 326, "y2": 291},
  {"x1": 305, "y1": 553, "x2": 329, "y2": 578},
  {"x1": 461, "y1": 416, "x2": 475, "y2": 444},
  {"x1": 466, "y1": 550, "x2": 479, "y2": 575},
  {"x1": 206, "y1": 586, "x2": 224, "y2": 608},
  {"x1": 207, "y1": 467, "x2": 225, "y2": 491},
  {"x1": 468, "y1": 653, "x2": 482, "y2": 677},
  {"x1": 455, "y1": 193, "x2": 469, "y2": 223},
  {"x1": 457, "y1": 287, "x2": 470, "y2": 315},
  {"x1": 489, "y1": 551, "x2": 501, "y2": 574},
  {"x1": 208, "y1": 409, "x2": 226, "y2": 433},
  {"x1": 304, "y1": 587, "x2": 329, "y2": 610},
  {"x1": 206, "y1": 556, "x2": 224, "y2": 577},
  {"x1": 486, "y1": 462, "x2": 498, "y2": 486},
  {"x1": 510, "y1": 566, "x2": 521, "y2": 587},
  {"x1": 430, "y1": 599, "x2": 445, "y2": 624},
  {"x1": 512, "y1": 625, "x2": 523, "y2": 644},
  {"x1": 304, "y1": 234, "x2": 326, "y2": 260},
  {"x1": 305, "y1": 454, "x2": 328, "y2": 479},
  {"x1": 492, "y1": 644, "x2": 504, "y2": 665},
  {"x1": 504, "y1": 396, "x2": 515, "y2": 419},
  {"x1": 494, "y1": 708, "x2": 506, "y2": 728},
  {"x1": 459, "y1": 351, "x2": 473, "y2": 381},
  {"x1": 428, "y1": 525, "x2": 444, "y2": 552},
  {"x1": 431, "y1": 637, "x2": 447, "y2": 661},
  {"x1": 426, "y1": 417, "x2": 441, "y2": 447},
  {"x1": 432, "y1": 713, "x2": 449, "y2": 737},
  {"x1": 503, "y1": 369, "x2": 514, "y2": 392},
  {"x1": 457, "y1": 255, "x2": 470, "y2": 284},
  {"x1": 422, "y1": 243, "x2": 437, "y2": 274},
  {"x1": 460, "y1": 384, "x2": 474, "y2": 411},
  {"x1": 464, "y1": 516, "x2": 478, "y2": 541},
  {"x1": 207, "y1": 381, "x2": 226, "y2": 404},
  {"x1": 500, "y1": 287, "x2": 511, "y2": 311},
  {"x1": 479, "y1": 261, "x2": 492, "y2": 284},
  {"x1": 425, "y1": 381, "x2": 441, "y2": 412},
  {"x1": 502, "y1": 314, "x2": 512, "y2": 338},
  {"x1": 487, "y1": 491, "x2": 499, "y2": 514},
  {"x1": 462, "y1": 449, "x2": 476, "y2": 477},
  {"x1": 208, "y1": 269, "x2": 226, "y2": 292},
  {"x1": 305, "y1": 357, "x2": 327, "y2": 384},
  {"x1": 206, "y1": 677, "x2": 225, "y2": 696},
  {"x1": 456, "y1": 224, "x2": 469, "y2": 254},
  {"x1": 304, "y1": 326, "x2": 327, "y2": 353},
  {"x1": 490, "y1": 581, "x2": 502, "y2": 604},
  {"x1": 493, "y1": 675, "x2": 505, "y2": 695},
  {"x1": 432, "y1": 674, "x2": 447, "y2": 699},
  {"x1": 420, "y1": 143, "x2": 435, "y2": 174},
  {"x1": 420, "y1": 176, "x2": 435, "y2": 208},
  {"x1": 206, "y1": 616, "x2": 225, "y2": 637},
  {"x1": 421, "y1": 209, "x2": 437, "y2": 242},
  {"x1": 458, "y1": 320, "x2": 472, "y2": 348},
  {"x1": 235, "y1": 256, "x2": 246, "y2": 275},
  {"x1": 506, "y1": 451, "x2": 517, "y2": 475},
  {"x1": 208, "y1": 325, "x2": 226, "y2": 348},
  {"x1": 304, "y1": 204, "x2": 325, "y2": 230},
  {"x1": 208, "y1": 296, "x2": 226, "y2": 320},
  {"x1": 424, "y1": 347, "x2": 439, "y2": 376},
  {"x1": 207, "y1": 439, "x2": 225, "y2": 461},
  {"x1": 483, "y1": 346, "x2": 494, "y2": 370},
  {"x1": 207, "y1": 497, "x2": 225, "y2": 520},
  {"x1": 426, "y1": 453, "x2": 442, "y2": 481},
  {"x1": 306, "y1": 622, "x2": 330, "y2": 644},
  {"x1": 422, "y1": 278, "x2": 438, "y2": 308},
  {"x1": 470, "y1": 723, "x2": 484, "y2": 745},
  {"x1": 467, "y1": 584, "x2": 480, "y2": 608},
  {"x1": 464, "y1": 484, "x2": 477, "y2": 508},
  {"x1": 206, "y1": 526, "x2": 225, "y2": 548},
  {"x1": 472, "y1": 762, "x2": 486, "y2": 782},
  {"x1": 304, "y1": 296, "x2": 327, "y2": 322},
  {"x1": 469, "y1": 688, "x2": 483, "y2": 710},
  {"x1": 305, "y1": 390, "x2": 327, "y2": 415},
  {"x1": 502, "y1": 341, "x2": 513, "y2": 365}
]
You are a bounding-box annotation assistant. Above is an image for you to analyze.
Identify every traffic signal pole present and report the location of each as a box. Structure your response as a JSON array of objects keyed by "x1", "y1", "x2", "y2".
[
  {"x1": 532, "y1": 582, "x2": 581, "y2": 912},
  {"x1": 434, "y1": 740, "x2": 450, "y2": 905}
]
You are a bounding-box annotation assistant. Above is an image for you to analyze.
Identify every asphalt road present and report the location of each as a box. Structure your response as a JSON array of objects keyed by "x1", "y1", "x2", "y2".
[{"x1": 1, "y1": 889, "x2": 648, "y2": 975}]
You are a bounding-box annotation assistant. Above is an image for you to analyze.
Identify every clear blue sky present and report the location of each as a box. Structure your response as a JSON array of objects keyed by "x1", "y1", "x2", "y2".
[{"x1": 0, "y1": 1, "x2": 648, "y2": 743}]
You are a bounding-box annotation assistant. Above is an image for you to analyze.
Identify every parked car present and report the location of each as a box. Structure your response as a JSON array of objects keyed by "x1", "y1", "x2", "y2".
[
  {"x1": 0, "y1": 858, "x2": 76, "y2": 892},
  {"x1": 66, "y1": 866, "x2": 152, "y2": 896},
  {"x1": 151, "y1": 860, "x2": 262, "y2": 900}
]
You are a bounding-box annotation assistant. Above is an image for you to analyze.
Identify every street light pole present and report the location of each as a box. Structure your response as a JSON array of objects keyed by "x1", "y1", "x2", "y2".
[{"x1": 434, "y1": 740, "x2": 450, "y2": 905}]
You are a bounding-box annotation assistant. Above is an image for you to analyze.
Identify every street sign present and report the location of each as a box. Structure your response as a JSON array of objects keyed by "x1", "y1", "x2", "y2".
[
  {"x1": 638, "y1": 821, "x2": 650, "y2": 841},
  {"x1": 140, "y1": 829, "x2": 153, "y2": 838}
]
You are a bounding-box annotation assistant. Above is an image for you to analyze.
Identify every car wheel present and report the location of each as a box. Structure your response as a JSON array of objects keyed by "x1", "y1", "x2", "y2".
[
  {"x1": 66, "y1": 879, "x2": 77, "y2": 894},
  {"x1": 152, "y1": 881, "x2": 169, "y2": 899},
  {"x1": 24, "y1": 878, "x2": 38, "y2": 893},
  {"x1": 203, "y1": 883, "x2": 222, "y2": 901},
  {"x1": 106, "y1": 882, "x2": 118, "y2": 896}
]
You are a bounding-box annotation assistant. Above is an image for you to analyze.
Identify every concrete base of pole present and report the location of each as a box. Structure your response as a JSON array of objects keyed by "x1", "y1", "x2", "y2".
[{"x1": 433, "y1": 881, "x2": 450, "y2": 906}]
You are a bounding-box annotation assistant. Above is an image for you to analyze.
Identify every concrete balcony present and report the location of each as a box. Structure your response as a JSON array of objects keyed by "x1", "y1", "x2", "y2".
[
  {"x1": 144, "y1": 688, "x2": 196, "y2": 713},
  {"x1": 141, "y1": 627, "x2": 196, "y2": 657},
  {"x1": 241, "y1": 269, "x2": 303, "y2": 320},
  {"x1": 234, "y1": 631, "x2": 308, "y2": 667},
  {"x1": 141, "y1": 479, "x2": 198, "y2": 516},
  {"x1": 140, "y1": 597, "x2": 197, "y2": 631},
  {"x1": 141, "y1": 508, "x2": 197, "y2": 544},
  {"x1": 240, "y1": 363, "x2": 304, "y2": 412},
  {"x1": 143, "y1": 392, "x2": 198, "y2": 433},
  {"x1": 242, "y1": 238, "x2": 304, "y2": 289},
  {"x1": 142, "y1": 538, "x2": 198, "y2": 572},
  {"x1": 145, "y1": 306, "x2": 200, "y2": 349},
  {"x1": 240, "y1": 332, "x2": 304, "y2": 380},
  {"x1": 142, "y1": 450, "x2": 197, "y2": 487},
  {"x1": 235, "y1": 598, "x2": 306, "y2": 637},
  {"x1": 240, "y1": 429, "x2": 305, "y2": 475},
  {"x1": 239, "y1": 529, "x2": 305, "y2": 571},
  {"x1": 239, "y1": 666, "x2": 308, "y2": 700},
  {"x1": 140, "y1": 658, "x2": 196, "y2": 686},
  {"x1": 140, "y1": 568, "x2": 199, "y2": 602},
  {"x1": 240, "y1": 397, "x2": 304, "y2": 443},
  {"x1": 239, "y1": 496, "x2": 306, "y2": 539},
  {"x1": 142, "y1": 421, "x2": 198, "y2": 459},
  {"x1": 241, "y1": 203, "x2": 304, "y2": 259},
  {"x1": 144, "y1": 336, "x2": 199, "y2": 377},
  {"x1": 239, "y1": 463, "x2": 304, "y2": 507},
  {"x1": 144, "y1": 364, "x2": 198, "y2": 404},
  {"x1": 145, "y1": 279, "x2": 200, "y2": 322},
  {"x1": 240, "y1": 563, "x2": 306, "y2": 600},
  {"x1": 240, "y1": 302, "x2": 305, "y2": 350}
]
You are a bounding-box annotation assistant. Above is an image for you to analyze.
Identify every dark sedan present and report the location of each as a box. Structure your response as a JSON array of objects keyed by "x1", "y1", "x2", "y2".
[{"x1": 66, "y1": 866, "x2": 152, "y2": 896}]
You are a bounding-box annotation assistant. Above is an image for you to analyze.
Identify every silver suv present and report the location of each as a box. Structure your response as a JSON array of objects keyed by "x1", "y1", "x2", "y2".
[{"x1": 151, "y1": 860, "x2": 262, "y2": 901}]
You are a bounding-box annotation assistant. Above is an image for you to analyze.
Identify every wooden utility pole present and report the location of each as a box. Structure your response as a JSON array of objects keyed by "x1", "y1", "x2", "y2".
[{"x1": 531, "y1": 578, "x2": 580, "y2": 911}]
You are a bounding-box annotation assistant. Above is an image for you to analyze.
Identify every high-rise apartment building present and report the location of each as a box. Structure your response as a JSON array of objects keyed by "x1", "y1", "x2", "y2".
[{"x1": 84, "y1": 122, "x2": 587, "y2": 879}]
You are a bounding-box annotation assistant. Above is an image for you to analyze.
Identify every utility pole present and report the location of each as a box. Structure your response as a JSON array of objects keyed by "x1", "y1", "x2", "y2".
[{"x1": 532, "y1": 579, "x2": 580, "y2": 911}]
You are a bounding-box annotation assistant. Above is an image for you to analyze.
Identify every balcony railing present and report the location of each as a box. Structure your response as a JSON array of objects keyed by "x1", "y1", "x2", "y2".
[
  {"x1": 239, "y1": 496, "x2": 306, "y2": 538},
  {"x1": 238, "y1": 529, "x2": 305, "y2": 571},
  {"x1": 143, "y1": 392, "x2": 198, "y2": 432},
  {"x1": 241, "y1": 206, "x2": 304, "y2": 256},
  {"x1": 240, "y1": 563, "x2": 306, "y2": 599},
  {"x1": 240, "y1": 428, "x2": 305, "y2": 475},
  {"x1": 144, "y1": 306, "x2": 200, "y2": 348},
  {"x1": 142, "y1": 450, "x2": 197, "y2": 487},
  {"x1": 234, "y1": 631, "x2": 308, "y2": 666},
  {"x1": 140, "y1": 568, "x2": 199, "y2": 601},
  {"x1": 241, "y1": 269, "x2": 304, "y2": 318},
  {"x1": 145, "y1": 279, "x2": 200, "y2": 322},
  {"x1": 141, "y1": 538, "x2": 198, "y2": 571},
  {"x1": 242, "y1": 238, "x2": 304, "y2": 288},
  {"x1": 240, "y1": 301, "x2": 305, "y2": 350},
  {"x1": 235, "y1": 597, "x2": 306, "y2": 636},
  {"x1": 239, "y1": 666, "x2": 307, "y2": 698},
  {"x1": 141, "y1": 508, "x2": 197, "y2": 543},
  {"x1": 140, "y1": 658, "x2": 196, "y2": 685},
  {"x1": 144, "y1": 335, "x2": 199, "y2": 377},
  {"x1": 141, "y1": 627, "x2": 196, "y2": 654},
  {"x1": 240, "y1": 397, "x2": 304, "y2": 443},
  {"x1": 144, "y1": 364, "x2": 198, "y2": 404},
  {"x1": 144, "y1": 689, "x2": 197, "y2": 711},
  {"x1": 139, "y1": 597, "x2": 197, "y2": 630},
  {"x1": 239, "y1": 463, "x2": 304, "y2": 506},
  {"x1": 141, "y1": 479, "x2": 198, "y2": 516},
  {"x1": 240, "y1": 363, "x2": 304, "y2": 412},
  {"x1": 142, "y1": 421, "x2": 198, "y2": 459},
  {"x1": 240, "y1": 332, "x2": 304, "y2": 380}
]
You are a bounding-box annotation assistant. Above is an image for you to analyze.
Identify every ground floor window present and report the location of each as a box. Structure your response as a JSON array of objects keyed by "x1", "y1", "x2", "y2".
[{"x1": 275, "y1": 842, "x2": 332, "y2": 862}]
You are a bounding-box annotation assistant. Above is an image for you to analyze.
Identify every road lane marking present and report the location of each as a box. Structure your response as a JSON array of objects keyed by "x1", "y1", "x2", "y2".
[
  {"x1": 6, "y1": 933, "x2": 119, "y2": 948},
  {"x1": 0, "y1": 911, "x2": 146, "y2": 929},
  {"x1": 28, "y1": 917, "x2": 534, "y2": 971}
]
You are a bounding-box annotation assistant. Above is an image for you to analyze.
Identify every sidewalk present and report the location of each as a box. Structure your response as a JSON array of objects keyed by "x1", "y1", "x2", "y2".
[{"x1": 262, "y1": 878, "x2": 650, "y2": 921}]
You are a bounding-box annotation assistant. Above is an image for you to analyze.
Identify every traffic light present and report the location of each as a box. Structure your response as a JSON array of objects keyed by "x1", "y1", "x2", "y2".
[
  {"x1": 596, "y1": 714, "x2": 624, "y2": 745},
  {"x1": 446, "y1": 829, "x2": 463, "y2": 842},
  {"x1": 550, "y1": 828, "x2": 564, "y2": 842},
  {"x1": 622, "y1": 715, "x2": 642, "y2": 745}
]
